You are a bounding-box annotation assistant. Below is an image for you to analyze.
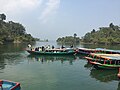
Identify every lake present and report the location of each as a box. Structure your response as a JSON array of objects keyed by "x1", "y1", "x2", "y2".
[{"x1": 0, "y1": 41, "x2": 120, "y2": 90}]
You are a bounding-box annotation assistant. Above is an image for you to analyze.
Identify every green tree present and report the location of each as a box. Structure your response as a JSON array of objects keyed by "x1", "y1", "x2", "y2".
[
  {"x1": 0, "y1": 13, "x2": 6, "y2": 21},
  {"x1": 73, "y1": 33, "x2": 77, "y2": 47},
  {"x1": 0, "y1": 16, "x2": 36, "y2": 44},
  {"x1": 91, "y1": 29, "x2": 96, "y2": 33},
  {"x1": 57, "y1": 34, "x2": 80, "y2": 45},
  {"x1": 82, "y1": 23, "x2": 120, "y2": 44},
  {"x1": 74, "y1": 33, "x2": 77, "y2": 38}
]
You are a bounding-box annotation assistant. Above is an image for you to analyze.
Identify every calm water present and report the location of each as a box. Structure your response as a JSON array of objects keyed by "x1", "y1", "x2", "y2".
[{"x1": 0, "y1": 41, "x2": 120, "y2": 90}]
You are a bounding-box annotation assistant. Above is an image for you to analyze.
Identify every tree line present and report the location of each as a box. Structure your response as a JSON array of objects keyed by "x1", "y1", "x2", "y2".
[
  {"x1": 81, "y1": 23, "x2": 120, "y2": 45},
  {"x1": 0, "y1": 13, "x2": 36, "y2": 44},
  {"x1": 56, "y1": 33, "x2": 80, "y2": 45},
  {"x1": 56, "y1": 23, "x2": 120, "y2": 45}
]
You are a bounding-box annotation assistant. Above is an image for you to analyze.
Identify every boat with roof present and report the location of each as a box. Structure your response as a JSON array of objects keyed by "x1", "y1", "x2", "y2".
[{"x1": 85, "y1": 53, "x2": 120, "y2": 69}]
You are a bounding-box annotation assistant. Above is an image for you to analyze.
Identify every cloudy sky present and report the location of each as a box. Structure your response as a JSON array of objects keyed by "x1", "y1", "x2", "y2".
[{"x1": 0, "y1": 0, "x2": 120, "y2": 40}]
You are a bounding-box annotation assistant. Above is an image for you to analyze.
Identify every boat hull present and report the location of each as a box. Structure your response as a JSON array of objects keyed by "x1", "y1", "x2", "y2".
[
  {"x1": 78, "y1": 48, "x2": 120, "y2": 55},
  {"x1": 90, "y1": 61, "x2": 120, "y2": 70},
  {"x1": 27, "y1": 50, "x2": 76, "y2": 55},
  {"x1": 0, "y1": 80, "x2": 21, "y2": 90}
]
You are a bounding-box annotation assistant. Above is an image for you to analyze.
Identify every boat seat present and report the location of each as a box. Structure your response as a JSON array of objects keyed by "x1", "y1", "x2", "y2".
[{"x1": 0, "y1": 83, "x2": 13, "y2": 90}]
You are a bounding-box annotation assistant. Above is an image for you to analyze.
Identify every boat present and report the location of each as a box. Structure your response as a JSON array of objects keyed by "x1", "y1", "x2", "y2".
[
  {"x1": 85, "y1": 53, "x2": 120, "y2": 63},
  {"x1": 89, "y1": 61, "x2": 120, "y2": 70},
  {"x1": 85, "y1": 53, "x2": 120, "y2": 69},
  {"x1": 27, "y1": 48, "x2": 77, "y2": 55},
  {"x1": 0, "y1": 80, "x2": 21, "y2": 90},
  {"x1": 78, "y1": 48, "x2": 120, "y2": 55},
  {"x1": 96, "y1": 48, "x2": 120, "y2": 54},
  {"x1": 78, "y1": 48, "x2": 98, "y2": 55}
]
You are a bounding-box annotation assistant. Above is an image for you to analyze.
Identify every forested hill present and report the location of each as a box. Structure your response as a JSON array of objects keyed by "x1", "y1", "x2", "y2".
[
  {"x1": 82, "y1": 23, "x2": 120, "y2": 44},
  {"x1": 56, "y1": 33, "x2": 80, "y2": 44},
  {"x1": 0, "y1": 13, "x2": 36, "y2": 44}
]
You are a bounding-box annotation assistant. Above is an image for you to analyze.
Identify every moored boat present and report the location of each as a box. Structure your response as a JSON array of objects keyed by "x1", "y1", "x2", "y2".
[
  {"x1": 96, "y1": 48, "x2": 120, "y2": 54},
  {"x1": 78, "y1": 48, "x2": 120, "y2": 55},
  {"x1": 85, "y1": 53, "x2": 120, "y2": 69},
  {"x1": 0, "y1": 80, "x2": 21, "y2": 90},
  {"x1": 78, "y1": 48, "x2": 98, "y2": 55},
  {"x1": 27, "y1": 48, "x2": 77, "y2": 55},
  {"x1": 89, "y1": 61, "x2": 120, "y2": 70},
  {"x1": 85, "y1": 53, "x2": 120, "y2": 63}
]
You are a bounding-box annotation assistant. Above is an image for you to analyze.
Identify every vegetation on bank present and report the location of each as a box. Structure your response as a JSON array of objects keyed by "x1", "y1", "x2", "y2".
[
  {"x1": 0, "y1": 13, "x2": 36, "y2": 44},
  {"x1": 81, "y1": 23, "x2": 120, "y2": 45},
  {"x1": 56, "y1": 33, "x2": 80, "y2": 44}
]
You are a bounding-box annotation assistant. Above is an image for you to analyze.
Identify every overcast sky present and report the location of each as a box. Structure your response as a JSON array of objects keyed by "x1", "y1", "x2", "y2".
[{"x1": 0, "y1": 0, "x2": 120, "y2": 40}]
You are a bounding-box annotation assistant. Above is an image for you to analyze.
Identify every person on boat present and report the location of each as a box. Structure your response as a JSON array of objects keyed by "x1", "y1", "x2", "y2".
[
  {"x1": 42, "y1": 46, "x2": 45, "y2": 51},
  {"x1": 52, "y1": 45, "x2": 54, "y2": 49},
  {"x1": 70, "y1": 45, "x2": 73, "y2": 48},
  {"x1": 48, "y1": 45, "x2": 50, "y2": 49},
  {"x1": 35, "y1": 47, "x2": 39, "y2": 51},
  {"x1": 32, "y1": 48, "x2": 35, "y2": 51},
  {"x1": 28, "y1": 44, "x2": 32, "y2": 50},
  {"x1": 28, "y1": 44, "x2": 32, "y2": 48},
  {"x1": 61, "y1": 45, "x2": 65, "y2": 49},
  {"x1": 39, "y1": 47, "x2": 42, "y2": 51}
]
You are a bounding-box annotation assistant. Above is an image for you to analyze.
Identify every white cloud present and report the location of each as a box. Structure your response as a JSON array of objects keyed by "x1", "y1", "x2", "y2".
[
  {"x1": 0, "y1": 0, "x2": 60, "y2": 23},
  {"x1": 0, "y1": 0, "x2": 42, "y2": 15},
  {"x1": 39, "y1": 0, "x2": 60, "y2": 23}
]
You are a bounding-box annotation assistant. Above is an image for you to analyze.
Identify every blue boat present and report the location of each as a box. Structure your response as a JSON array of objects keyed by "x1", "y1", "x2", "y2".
[{"x1": 0, "y1": 80, "x2": 21, "y2": 90}]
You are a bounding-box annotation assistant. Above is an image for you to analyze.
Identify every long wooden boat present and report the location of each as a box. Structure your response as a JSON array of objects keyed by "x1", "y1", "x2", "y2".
[
  {"x1": 78, "y1": 48, "x2": 98, "y2": 55},
  {"x1": 90, "y1": 61, "x2": 120, "y2": 69},
  {"x1": 0, "y1": 80, "x2": 21, "y2": 90},
  {"x1": 85, "y1": 53, "x2": 120, "y2": 69},
  {"x1": 96, "y1": 48, "x2": 120, "y2": 54},
  {"x1": 85, "y1": 53, "x2": 120, "y2": 63},
  {"x1": 78, "y1": 48, "x2": 120, "y2": 55},
  {"x1": 27, "y1": 48, "x2": 77, "y2": 55}
]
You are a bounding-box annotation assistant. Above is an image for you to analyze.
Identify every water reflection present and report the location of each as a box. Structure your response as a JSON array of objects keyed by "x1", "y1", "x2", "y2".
[
  {"x1": 84, "y1": 63, "x2": 118, "y2": 82},
  {"x1": 90, "y1": 69, "x2": 118, "y2": 82},
  {"x1": 0, "y1": 52, "x2": 25, "y2": 71},
  {"x1": 0, "y1": 43, "x2": 28, "y2": 54},
  {"x1": 27, "y1": 55, "x2": 77, "y2": 65},
  {"x1": 84, "y1": 63, "x2": 120, "y2": 90},
  {"x1": 90, "y1": 68, "x2": 120, "y2": 90},
  {"x1": 0, "y1": 43, "x2": 28, "y2": 70},
  {"x1": 84, "y1": 62, "x2": 93, "y2": 70},
  {"x1": 0, "y1": 56, "x2": 6, "y2": 71},
  {"x1": 117, "y1": 82, "x2": 120, "y2": 90}
]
